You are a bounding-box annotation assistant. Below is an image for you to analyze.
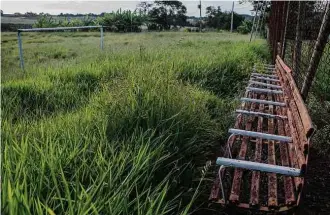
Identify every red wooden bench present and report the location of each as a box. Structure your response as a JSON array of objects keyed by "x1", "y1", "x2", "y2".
[{"x1": 210, "y1": 56, "x2": 315, "y2": 213}]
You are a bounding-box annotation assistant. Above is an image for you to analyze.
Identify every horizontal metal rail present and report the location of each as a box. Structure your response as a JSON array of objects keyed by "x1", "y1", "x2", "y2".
[
  {"x1": 251, "y1": 76, "x2": 280, "y2": 82},
  {"x1": 263, "y1": 64, "x2": 275, "y2": 67},
  {"x1": 235, "y1": 109, "x2": 287, "y2": 119},
  {"x1": 18, "y1": 26, "x2": 104, "y2": 32},
  {"x1": 249, "y1": 80, "x2": 282, "y2": 89},
  {"x1": 246, "y1": 87, "x2": 283, "y2": 94},
  {"x1": 228, "y1": 128, "x2": 292, "y2": 142},
  {"x1": 251, "y1": 73, "x2": 278, "y2": 78},
  {"x1": 216, "y1": 157, "x2": 301, "y2": 177},
  {"x1": 241, "y1": 98, "x2": 286, "y2": 106}
]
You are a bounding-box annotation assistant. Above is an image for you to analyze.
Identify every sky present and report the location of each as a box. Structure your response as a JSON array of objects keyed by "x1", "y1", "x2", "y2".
[{"x1": 1, "y1": 1, "x2": 254, "y2": 16}]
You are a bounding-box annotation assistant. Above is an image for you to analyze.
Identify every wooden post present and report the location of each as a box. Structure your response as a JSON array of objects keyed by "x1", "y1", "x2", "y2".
[
  {"x1": 281, "y1": 1, "x2": 290, "y2": 59},
  {"x1": 293, "y1": 1, "x2": 304, "y2": 78},
  {"x1": 301, "y1": 3, "x2": 330, "y2": 100}
]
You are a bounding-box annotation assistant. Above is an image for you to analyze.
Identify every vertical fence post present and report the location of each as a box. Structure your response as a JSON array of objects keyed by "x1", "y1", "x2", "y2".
[
  {"x1": 281, "y1": 1, "x2": 290, "y2": 59},
  {"x1": 17, "y1": 31, "x2": 25, "y2": 71},
  {"x1": 100, "y1": 26, "x2": 104, "y2": 50},
  {"x1": 293, "y1": 1, "x2": 304, "y2": 78},
  {"x1": 301, "y1": 3, "x2": 330, "y2": 100}
]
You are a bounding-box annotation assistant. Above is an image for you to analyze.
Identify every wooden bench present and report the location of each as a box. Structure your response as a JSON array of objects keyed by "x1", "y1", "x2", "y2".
[{"x1": 209, "y1": 56, "x2": 315, "y2": 212}]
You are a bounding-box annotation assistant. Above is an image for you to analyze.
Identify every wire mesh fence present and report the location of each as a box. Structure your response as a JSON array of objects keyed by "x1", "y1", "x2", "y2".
[
  {"x1": 267, "y1": 1, "x2": 330, "y2": 153},
  {"x1": 268, "y1": 1, "x2": 330, "y2": 129}
]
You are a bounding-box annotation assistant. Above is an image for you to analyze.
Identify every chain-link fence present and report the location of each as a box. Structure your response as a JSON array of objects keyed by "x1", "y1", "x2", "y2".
[{"x1": 268, "y1": 0, "x2": 330, "y2": 152}]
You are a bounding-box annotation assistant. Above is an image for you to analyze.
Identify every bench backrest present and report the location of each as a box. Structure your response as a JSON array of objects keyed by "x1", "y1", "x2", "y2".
[{"x1": 275, "y1": 56, "x2": 315, "y2": 156}]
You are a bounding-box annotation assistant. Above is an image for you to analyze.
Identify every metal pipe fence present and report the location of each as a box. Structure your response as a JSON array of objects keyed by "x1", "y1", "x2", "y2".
[{"x1": 17, "y1": 25, "x2": 105, "y2": 71}]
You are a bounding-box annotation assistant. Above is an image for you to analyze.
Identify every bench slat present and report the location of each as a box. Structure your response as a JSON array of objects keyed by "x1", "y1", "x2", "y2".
[
  {"x1": 250, "y1": 94, "x2": 265, "y2": 207},
  {"x1": 276, "y1": 103, "x2": 296, "y2": 205},
  {"x1": 229, "y1": 93, "x2": 256, "y2": 204},
  {"x1": 267, "y1": 91, "x2": 278, "y2": 208}
]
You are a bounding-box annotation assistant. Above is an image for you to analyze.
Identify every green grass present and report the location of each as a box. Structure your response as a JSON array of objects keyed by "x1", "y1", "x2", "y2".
[{"x1": 1, "y1": 31, "x2": 269, "y2": 214}]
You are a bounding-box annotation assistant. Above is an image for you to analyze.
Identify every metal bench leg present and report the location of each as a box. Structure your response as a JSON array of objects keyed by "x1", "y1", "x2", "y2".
[
  {"x1": 227, "y1": 133, "x2": 235, "y2": 159},
  {"x1": 218, "y1": 165, "x2": 226, "y2": 203}
]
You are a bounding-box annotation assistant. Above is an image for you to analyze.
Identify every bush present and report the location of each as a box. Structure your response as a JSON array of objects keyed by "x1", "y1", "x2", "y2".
[{"x1": 237, "y1": 20, "x2": 252, "y2": 34}]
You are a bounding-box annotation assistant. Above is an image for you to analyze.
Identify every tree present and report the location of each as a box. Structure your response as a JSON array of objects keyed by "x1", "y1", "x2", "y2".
[
  {"x1": 25, "y1": 11, "x2": 38, "y2": 17},
  {"x1": 137, "y1": 2, "x2": 153, "y2": 15},
  {"x1": 33, "y1": 14, "x2": 57, "y2": 28},
  {"x1": 95, "y1": 10, "x2": 147, "y2": 32},
  {"x1": 205, "y1": 6, "x2": 244, "y2": 30},
  {"x1": 148, "y1": 0, "x2": 187, "y2": 30},
  {"x1": 237, "y1": 20, "x2": 253, "y2": 34}
]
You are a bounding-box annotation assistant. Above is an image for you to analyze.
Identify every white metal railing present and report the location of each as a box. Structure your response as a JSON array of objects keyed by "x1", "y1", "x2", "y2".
[{"x1": 17, "y1": 26, "x2": 105, "y2": 70}]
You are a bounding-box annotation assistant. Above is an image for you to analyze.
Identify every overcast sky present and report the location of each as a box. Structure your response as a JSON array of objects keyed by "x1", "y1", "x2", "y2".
[{"x1": 1, "y1": 1, "x2": 253, "y2": 16}]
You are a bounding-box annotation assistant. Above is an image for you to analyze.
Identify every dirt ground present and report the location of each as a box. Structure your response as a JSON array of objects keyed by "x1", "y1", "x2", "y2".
[
  {"x1": 299, "y1": 148, "x2": 330, "y2": 215},
  {"x1": 195, "y1": 147, "x2": 330, "y2": 215}
]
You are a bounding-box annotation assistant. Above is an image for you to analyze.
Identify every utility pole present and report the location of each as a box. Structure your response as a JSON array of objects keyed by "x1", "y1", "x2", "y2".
[
  {"x1": 230, "y1": 1, "x2": 235, "y2": 32},
  {"x1": 250, "y1": 2, "x2": 259, "y2": 42},
  {"x1": 199, "y1": 0, "x2": 202, "y2": 32}
]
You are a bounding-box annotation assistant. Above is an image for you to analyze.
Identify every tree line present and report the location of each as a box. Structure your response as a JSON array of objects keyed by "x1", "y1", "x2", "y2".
[{"x1": 10, "y1": 0, "x2": 254, "y2": 33}]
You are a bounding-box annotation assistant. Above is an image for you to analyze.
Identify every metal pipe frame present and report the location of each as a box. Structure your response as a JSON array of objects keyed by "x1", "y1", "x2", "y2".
[
  {"x1": 227, "y1": 133, "x2": 235, "y2": 159},
  {"x1": 251, "y1": 76, "x2": 280, "y2": 82},
  {"x1": 17, "y1": 31, "x2": 24, "y2": 70},
  {"x1": 246, "y1": 87, "x2": 283, "y2": 94},
  {"x1": 241, "y1": 97, "x2": 286, "y2": 106},
  {"x1": 17, "y1": 26, "x2": 105, "y2": 71},
  {"x1": 251, "y1": 73, "x2": 278, "y2": 78},
  {"x1": 235, "y1": 109, "x2": 287, "y2": 119},
  {"x1": 218, "y1": 165, "x2": 226, "y2": 202},
  {"x1": 17, "y1": 25, "x2": 104, "y2": 32},
  {"x1": 249, "y1": 80, "x2": 282, "y2": 89},
  {"x1": 100, "y1": 26, "x2": 104, "y2": 50},
  {"x1": 216, "y1": 157, "x2": 301, "y2": 177},
  {"x1": 228, "y1": 128, "x2": 292, "y2": 142}
]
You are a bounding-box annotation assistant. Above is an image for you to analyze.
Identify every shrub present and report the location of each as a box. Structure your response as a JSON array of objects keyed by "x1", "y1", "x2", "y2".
[{"x1": 237, "y1": 20, "x2": 252, "y2": 34}]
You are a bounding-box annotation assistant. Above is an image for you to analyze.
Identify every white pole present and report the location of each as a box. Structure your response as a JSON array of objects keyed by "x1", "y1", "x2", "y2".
[
  {"x1": 100, "y1": 26, "x2": 104, "y2": 50},
  {"x1": 17, "y1": 31, "x2": 25, "y2": 70},
  {"x1": 216, "y1": 157, "x2": 301, "y2": 176}
]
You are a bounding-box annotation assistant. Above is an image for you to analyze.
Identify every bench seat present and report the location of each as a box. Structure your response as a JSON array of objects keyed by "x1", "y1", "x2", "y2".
[{"x1": 210, "y1": 56, "x2": 315, "y2": 212}]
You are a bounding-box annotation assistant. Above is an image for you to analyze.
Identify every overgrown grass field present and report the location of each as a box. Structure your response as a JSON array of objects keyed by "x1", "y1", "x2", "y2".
[{"x1": 1, "y1": 31, "x2": 269, "y2": 214}]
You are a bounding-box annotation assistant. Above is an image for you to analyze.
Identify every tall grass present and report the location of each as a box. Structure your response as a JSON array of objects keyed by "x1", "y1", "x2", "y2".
[{"x1": 1, "y1": 32, "x2": 269, "y2": 214}]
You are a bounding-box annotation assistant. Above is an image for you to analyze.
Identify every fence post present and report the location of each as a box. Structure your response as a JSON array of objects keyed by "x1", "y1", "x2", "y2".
[
  {"x1": 293, "y1": 1, "x2": 304, "y2": 78},
  {"x1": 17, "y1": 31, "x2": 25, "y2": 71},
  {"x1": 281, "y1": 1, "x2": 290, "y2": 59},
  {"x1": 301, "y1": 3, "x2": 330, "y2": 100},
  {"x1": 100, "y1": 26, "x2": 104, "y2": 50}
]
